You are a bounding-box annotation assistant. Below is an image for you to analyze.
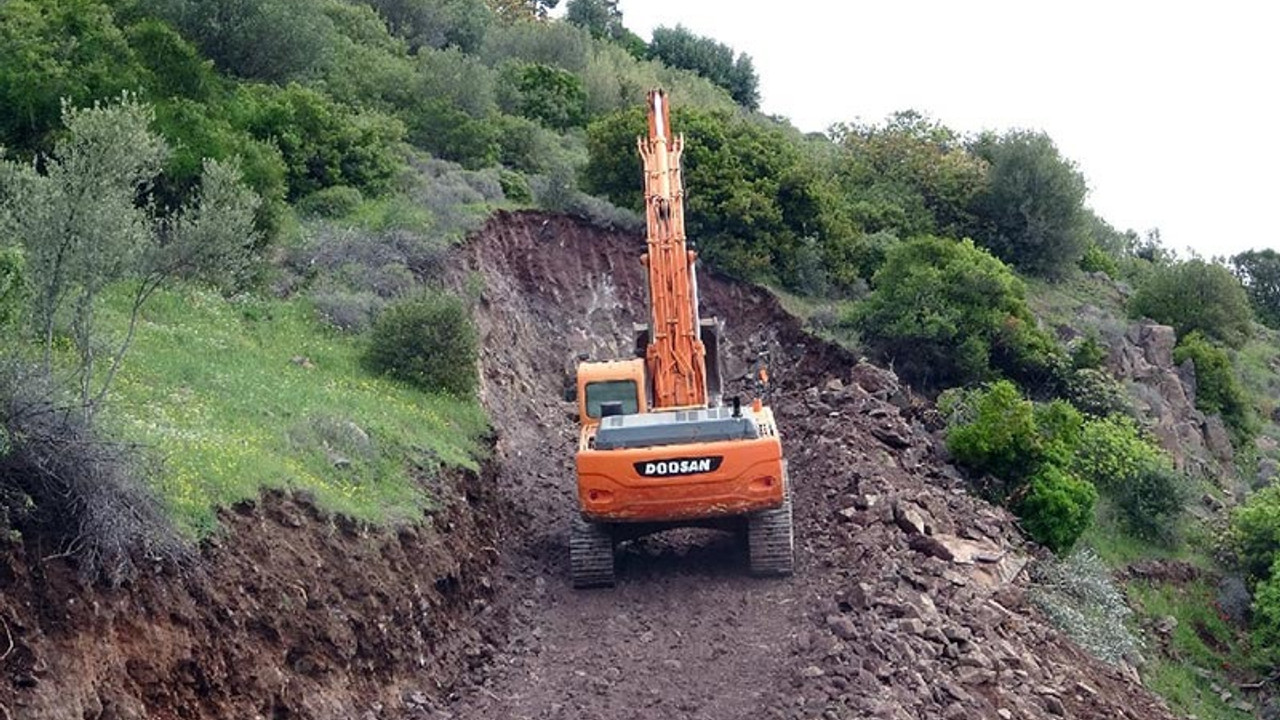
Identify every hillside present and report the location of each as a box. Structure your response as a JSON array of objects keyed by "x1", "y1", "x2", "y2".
[{"x1": 5, "y1": 1, "x2": 1280, "y2": 719}]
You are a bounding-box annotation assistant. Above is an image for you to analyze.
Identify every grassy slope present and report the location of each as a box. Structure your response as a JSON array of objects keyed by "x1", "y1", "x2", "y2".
[
  {"x1": 97, "y1": 284, "x2": 488, "y2": 538},
  {"x1": 1026, "y1": 270, "x2": 1272, "y2": 720}
]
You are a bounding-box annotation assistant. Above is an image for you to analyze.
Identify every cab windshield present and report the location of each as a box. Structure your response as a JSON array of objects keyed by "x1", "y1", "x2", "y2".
[{"x1": 585, "y1": 380, "x2": 639, "y2": 418}]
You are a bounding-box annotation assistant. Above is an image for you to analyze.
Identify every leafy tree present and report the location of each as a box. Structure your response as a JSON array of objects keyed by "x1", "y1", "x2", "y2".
[
  {"x1": 366, "y1": 0, "x2": 492, "y2": 52},
  {"x1": 565, "y1": 0, "x2": 622, "y2": 39},
  {"x1": 1173, "y1": 331, "x2": 1255, "y2": 443},
  {"x1": 1129, "y1": 259, "x2": 1252, "y2": 348},
  {"x1": 831, "y1": 111, "x2": 987, "y2": 240},
  {"x1": 151, "y1": 98, "x2": 288, "y2": 237},
  {"x1": 485, "y1": 0, "x2": 558, "y2": 21},
  {"x1": 229, "y1": 84, "x2": 404, "y2": 199},
  {"x1": 123, "y1": 18, "x2": 220, "y2": 101},
  {"x1": 0, "y1": 95, "x2": 261, "y2": 415},
  {"x1": 505, "y1": 63, "x2": 588, "y2": 130},
  {"x1": 142, "y1": 0, "x2": 337, "y2": 82},
  {"x1": 584, "y1": 107, "x2": 847, "y2": 284},
  {"x1": 648, "y1": 25, "x2": 760, "y2": 110},
  {"x1": 855, "y1": 236, "x2": 1060, "y2": 388},
  {"x1": 1230, "y1": 249, "x2": 1280, "y2": 328},
  {"x1": 0, "y1": 0, "x2": 148, "y2": 153},
  {"x1": 968, "y1": 130, "x2": 1088, "y2": 278}
]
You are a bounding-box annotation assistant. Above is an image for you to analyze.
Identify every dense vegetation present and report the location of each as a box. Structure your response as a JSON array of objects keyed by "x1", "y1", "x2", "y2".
[{"x1": 2, "y1": 1, "x2": 1280, "y2": 714}]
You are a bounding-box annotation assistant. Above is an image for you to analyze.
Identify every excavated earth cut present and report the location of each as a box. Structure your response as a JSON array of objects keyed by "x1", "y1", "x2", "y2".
[{"x1": 435, "y1": 211, "x2": 1181, "y2": 720}]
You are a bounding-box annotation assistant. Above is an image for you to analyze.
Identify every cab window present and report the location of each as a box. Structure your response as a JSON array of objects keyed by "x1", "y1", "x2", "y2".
[{"x1": 585, "y1": 380, "x2": 639, "y2": 418}]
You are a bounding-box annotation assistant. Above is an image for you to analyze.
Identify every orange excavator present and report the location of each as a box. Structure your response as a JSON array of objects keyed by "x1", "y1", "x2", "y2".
[{"x1": 569, "y1": 90, "x2": 793, "y2": 588}]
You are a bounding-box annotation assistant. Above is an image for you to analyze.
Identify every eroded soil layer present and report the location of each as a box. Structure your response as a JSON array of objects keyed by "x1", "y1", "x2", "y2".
[{"x1": 1, "y1": 465, "x2": 504, "y2": 720}]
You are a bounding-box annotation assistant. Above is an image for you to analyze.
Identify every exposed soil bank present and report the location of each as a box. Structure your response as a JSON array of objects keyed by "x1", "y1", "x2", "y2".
[{"x1": 0, "y1": 463, "x2": 504, "y2": 720}]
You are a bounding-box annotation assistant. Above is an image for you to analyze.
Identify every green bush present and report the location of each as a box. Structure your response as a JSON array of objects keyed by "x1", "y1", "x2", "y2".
[
  {"x1": 1251, "y1": 555, "x2": 1280, "y2": 660},
  {"x1": 940, "y1": 380, "x2": 1044, "y2": 498},
  {"x1": 365, "y1": 291, "x2": 478, "y2": 395},
  {"x1": 1130, "y1": 259, "x2": 1252, "y2": 348},
  {"x1": 1017, "y1": 464, "x2": 1097, "y2": 553},
  {"x1": 1173, "y1": 331, "x2": 1255, "y2": 444},
  {"x1": 1079, "y1": 242, "x2": 1118, "y2": 277},
  {"x1": 1068, "y1": 414, "x2": 1186, "y2": 544},
  {"x1": 1231, "y1": 484, "x2": 1280, "y2": 581},
  {"x1": 498, "y1": 169, "x2": 532, "y2": 203},
  {"x1": 1117, "y1": 462, "x2": 1189, "y2": 545},
  {"x1": 298, "y1": 186, "x2": 364, "y2": 218},
  {"x1": 856, "y1": 236, "x2": 1062, "y2": 388},
  {"x1": 230, "y1": 84, "x2": 405, "y2": 200},
  {"x1": 1070, "y1": 336, "x2": 1108, "y2": 370},
  {"x1": 505, "y1": 62, "x2": 588, "y2": 130},
  {"x1": 1061, "y1": 368, "x2": 1129, "y2": 417}
]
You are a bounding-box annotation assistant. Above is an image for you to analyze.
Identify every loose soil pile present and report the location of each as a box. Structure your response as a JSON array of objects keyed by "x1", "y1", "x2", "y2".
[{"x1": 435, "y1": 211, "x2": 1181, "y2": 720}]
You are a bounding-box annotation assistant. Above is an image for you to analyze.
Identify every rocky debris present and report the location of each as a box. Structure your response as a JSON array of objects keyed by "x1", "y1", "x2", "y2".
[{"x1": 439, "y1": 212, "x2": 1180, "y2": 720}]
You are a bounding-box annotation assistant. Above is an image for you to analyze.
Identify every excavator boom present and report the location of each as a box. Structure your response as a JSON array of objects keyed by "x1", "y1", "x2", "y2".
[{"x1": 638, "y1": 89, "x2": 708, "y2": 410}]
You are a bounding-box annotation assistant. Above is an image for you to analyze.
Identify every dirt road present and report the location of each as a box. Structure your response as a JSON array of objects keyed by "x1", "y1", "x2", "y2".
[{"x1": 436, "y1": 212, "x2": 1179, "y2": 720}]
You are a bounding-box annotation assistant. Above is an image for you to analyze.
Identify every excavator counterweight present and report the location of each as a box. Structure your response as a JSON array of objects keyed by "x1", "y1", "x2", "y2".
[{"x1": 568, "y1": 90, "x2": 794, "y2": 588}]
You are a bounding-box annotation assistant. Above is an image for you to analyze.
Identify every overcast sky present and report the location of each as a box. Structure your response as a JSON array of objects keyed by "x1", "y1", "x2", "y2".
[{"x1": 609, "y1": 0, "x2": 1279, "y2": 259}]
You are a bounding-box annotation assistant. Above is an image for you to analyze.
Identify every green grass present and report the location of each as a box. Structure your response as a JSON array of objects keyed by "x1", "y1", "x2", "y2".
[
  {"x1": 97, "y1": 285, "x2": 489, "y2": 537},
  {"x1": 1130, "y1": 580, "x2": 1256, "y2": 720},
  {"x1": 764, "y1": 284, "x2": 863, "y2": 352}
]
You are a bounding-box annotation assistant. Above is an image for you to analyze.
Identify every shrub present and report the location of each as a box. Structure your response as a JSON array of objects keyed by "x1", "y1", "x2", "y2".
[
  {"x1": 499, "y1": 168, "x2": 532, "y2": 203},
  {"x1": 1173, "y1": 331, "x2": 1255, "y2": 444},
  {"x1": 365, "y1": 291, "x2": 478, "y2": 395},
  {"x1": 940, "y1": 381, "x2": 1042, "y2": 497},
  {"x1": 856, "y1": 236, "x2": 1061, "y2": 388},
  {"x1": 298, "y1": 186, "x2": 364, "y2": 218},
  {"x1": 1231, "y1": 484, "x2": 1280, "y2": 581},
  {"x1": 1252, "y1": 556, "x2": 1280, "y2": 659},
  {"x1": 1061, "y1": 368, "x2": 1129, "y2": 417},
  {"x1": 1017, "y1": 464, "x2": 1097, "y2": 553},
  {"x1": 312, "y1": 288, "x2": 385, "y2": 332},
  {"x1": 1030, "y1": 548, "x2": 1142, "y2": 665},
  {"x1": 1070, "y1": 336, "x2": 1108, "y2": 370},
  {"x1": 1079, "y1": 242, "x2": 1118, "y2": 277},
  {"x1": 0, "y1": 360, "x2": 185, "y2": 583},
  {"x1": 1130, "y1": 259, "x2": 1252, "y2": 348},
  {"x1": 1069, "y1": 414, "x2": 1186, "y2": 544}
]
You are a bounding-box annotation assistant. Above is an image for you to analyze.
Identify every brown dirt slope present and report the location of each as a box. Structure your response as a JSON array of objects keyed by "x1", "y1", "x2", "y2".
[
  {"x1": 0, "y1": 467, "x2": 504, "y2": 720},
  {"x1": 435, "y1": 211, "x2": 1181, "y2": 720}
]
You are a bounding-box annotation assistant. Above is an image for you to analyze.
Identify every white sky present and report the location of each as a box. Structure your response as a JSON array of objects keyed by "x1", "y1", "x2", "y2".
[{"x1": 609, "y1": 0, "x2": 1280, "y2": 259}]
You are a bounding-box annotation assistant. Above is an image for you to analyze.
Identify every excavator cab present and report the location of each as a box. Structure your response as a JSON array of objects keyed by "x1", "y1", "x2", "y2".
[{"x1": 568, "y1": 90, "x2": 794, "y2": 588}]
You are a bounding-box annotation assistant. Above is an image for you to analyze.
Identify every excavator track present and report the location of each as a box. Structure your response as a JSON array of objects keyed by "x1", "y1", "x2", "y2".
[
  {"x1": 748, "y1": 472, "x2": 794, "y2": 577},
  {"x1": 570, "y1": 516, "x2": 615, "y2": 588}
]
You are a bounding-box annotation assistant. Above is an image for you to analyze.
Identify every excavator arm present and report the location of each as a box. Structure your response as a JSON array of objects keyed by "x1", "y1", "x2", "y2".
[{"x1": 638, "y1": 89, "x2": 709, "y2": 410}]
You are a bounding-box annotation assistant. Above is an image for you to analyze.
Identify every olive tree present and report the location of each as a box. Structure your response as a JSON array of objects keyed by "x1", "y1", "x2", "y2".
[{"x1": 0, "y1": 94, "x2": 260, "y2": 416}]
